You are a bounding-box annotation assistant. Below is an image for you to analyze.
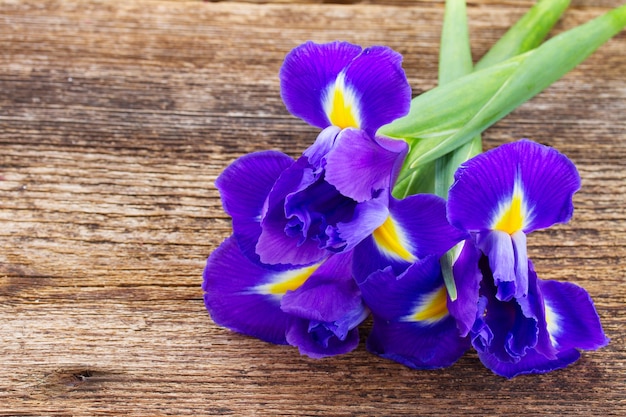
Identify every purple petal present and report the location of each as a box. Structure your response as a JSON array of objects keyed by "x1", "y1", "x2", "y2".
[
  {"x1": 324, "y1": 128, "x2": 408, "y2": 202},
  {"x1": 257, "y1": 158, "x2": 328, "y2": 266},
  {"x1": 216, "y1": 151, "x2": 294, "y2": 264},
  {"x1": 359, "y1": 258, "x2": 469, "y2": 369},
  {"x1": 367, "y1": 316, "x2": 469, "y2": 370},
  {"x1": 352, "y1": 194, "x2": 467, "y2": 283},
  {"x1": 285, "y1": 318, "x2": 361, "y2": 359},
  {"x1": 280, "y1": 41, "x2": 362, "y2": 129},
  {"x1": 448, "y1": 139, "x2": 580, "y2": 234},
  {"x1": 476, "y1": 230, "x2": 518, "y2": 301},
  {"x1": 341, "y1": 46, "x2": 411, "y2": 133},
  {"x1": 478, "y1": 348, "x2": 581, "y2": 379},
  {"x1": 332, "y1": 197, "x2": 389, "y2": 254},
  {"x1": 448, "y1": 240, "x2": 483, "y2": 337},
  {"x1": 539, "y1": 279, "x2": 609, "y2": 351},
  {"x1": 280, "y1": 252, "x2": 363, "y2": 322},
  {"x1": 202, "y1": 237, "x2": 290, "y2": 344},
  {"x1": 387, "y1": 195, "x2": 468, "y2": 259},
  {"x1": 303, "y1": 126, "x2": 341, "y2": 170}
]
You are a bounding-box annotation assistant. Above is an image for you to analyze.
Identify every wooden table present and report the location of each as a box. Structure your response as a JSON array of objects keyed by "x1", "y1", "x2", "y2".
[{"x1": 1, "y1": 0, "x2": 625, "y2": 415}]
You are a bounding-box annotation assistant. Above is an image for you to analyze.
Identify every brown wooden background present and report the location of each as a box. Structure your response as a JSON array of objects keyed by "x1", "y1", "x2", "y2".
[{"x1": 1, "y1": 0, "x2": 625, "y2": 415}]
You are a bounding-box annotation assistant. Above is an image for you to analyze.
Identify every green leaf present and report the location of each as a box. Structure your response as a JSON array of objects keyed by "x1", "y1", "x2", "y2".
[
  {"x1": 476, "y1": 0, "x2": 571, "y2": 70},
  {"x1": 385, "y1": 4, "x2": 626, "y2": 183}
]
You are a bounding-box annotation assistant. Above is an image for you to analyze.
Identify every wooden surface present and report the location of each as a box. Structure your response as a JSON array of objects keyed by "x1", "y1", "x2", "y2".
[{"x1": 1, "y1": 0, "x2": 625, "y2": 415}]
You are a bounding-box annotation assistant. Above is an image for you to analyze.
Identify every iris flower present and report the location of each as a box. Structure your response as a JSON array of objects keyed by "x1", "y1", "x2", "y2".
[
  {"x1": 355, "y1": 195, "x2": 471, "y2": 368},
  {"x1": 255, "y1": 41, "x2": 412, "y2": 266},
  {"x1": 446, "y1": 140, "x2": 608, "y2": 377}
]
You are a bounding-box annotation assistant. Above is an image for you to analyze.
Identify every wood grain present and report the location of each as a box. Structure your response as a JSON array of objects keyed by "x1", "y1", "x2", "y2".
[{"x1": 0, "y1": 0, "x2": 624, "y2": 415}]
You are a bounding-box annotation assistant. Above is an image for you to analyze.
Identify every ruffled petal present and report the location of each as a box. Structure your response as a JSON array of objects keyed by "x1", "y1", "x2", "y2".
[
  {"x1": 257, "y1": 158, "x2": 328, "y2": 266},
  {"x1": 448, "y1": 240, "x2": 483, "y2": 337},
  {"x1": 478, "y1": 348, "x2": 581, "y2": 379},
  {"x1": 360, "y1": 257, "x2": 469, "y2": 369},
  {"x1": 202, "y1": 237, "x2": 290, "y2": 344},
  {"x1": 286, "y1": 318, "x2": 361, "y2": 359},
  {"x1": 215, "y1": 151, "x2": 294, "y2": 264},
  {"x1": 448, "y1": 139, "x2": 580, "y2": 235},
  {"x1": 280, "y1": 41, "x2": 362, "y2": 129},
  {"x1": 539, "y1": 279, "x2": 609, "y2": 351},
  {"x1": 340, "y1": 45, "x2": 411, "y2": 133},
  {"x1": 324, "y1": 128, "x2": 408, "y2": 202}
]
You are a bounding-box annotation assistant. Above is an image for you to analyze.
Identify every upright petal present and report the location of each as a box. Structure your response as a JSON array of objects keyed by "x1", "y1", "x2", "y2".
[
  {"x1": 286, "y1": 318, "x2": 361, "y2": 359},
  {"x1": 280, "y1": 41, "x2": 362, "y2": 129},
  {"x1": 448, "y1": 140, "x2": 580, "y2": 235},
  {"x1": 324, "y1": 128, "x2": 408, "y2": 202}
]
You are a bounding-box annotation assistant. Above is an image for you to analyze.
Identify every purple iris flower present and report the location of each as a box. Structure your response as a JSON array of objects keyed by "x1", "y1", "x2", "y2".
[
  {"x1": 354, "y1": 194, "x2": 471, "y2": 369},
  {"x1": 253, "y1": 41, "x2": 412, "y2": 266},
  {"x1": 447, "y1": 140, "x2": 608, "y2": 377},
  {"x1": 204, "y1": 151, "x2": 367, "y2": 357}
]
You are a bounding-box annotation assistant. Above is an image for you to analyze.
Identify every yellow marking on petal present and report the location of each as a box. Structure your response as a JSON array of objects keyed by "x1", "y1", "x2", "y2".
[
  {"x1": 255, "y1": 264, "x2": 320, "y2": 297},
  {"x1": 372, "y1": 216, "x2": 415, "y2": 262},
  {"x1": 325, "y1": 73, "x2": 360, "y2": 129},
  {"x1": 409, "y1": 285, "x2": 449, "y2": 323}
]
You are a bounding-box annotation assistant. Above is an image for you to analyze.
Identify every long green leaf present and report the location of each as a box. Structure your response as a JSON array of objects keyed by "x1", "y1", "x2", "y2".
[{"x1": 385, "y1": 4, "x2": 626, "y2": 180}]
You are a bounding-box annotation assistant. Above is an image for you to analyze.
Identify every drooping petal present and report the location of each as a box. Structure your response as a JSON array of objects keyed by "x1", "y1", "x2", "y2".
[
  {"x1": 339, "y1": 45, "x2": 411, "y2": 133},
  {"x1": 448, "y1": 240, "x2": 483, "y2": 337},
  {"x1": 539, "y1": 279, "x2": 609, "y2": 351},
  {"x1": 477, "y1": 348, "x2": 581, "y2": 379},
  {"x1": 280, "y1": 252, "x2": 362, "y2": 322},
  {"x1": 280, "y1": 41, "x2": 362, "y2": 129},
  {"x1": 359, "y1": 257, "x2": 469, "y2": 369},
  {"x1": 215, "y1": 151, "x2": 294, "y2": 264},
  {"x1": 353, "y1": 195, "x2": 468, "y2": 283},
  {"x1": 324, "y1": 128, "x2": 408, "y2": 202},
  {"x1": 202, "y1": 237, "x2": 291, "y2": 344},
  {"x1": 448, "y1": 140, "x2": 580, "y2": 235}
]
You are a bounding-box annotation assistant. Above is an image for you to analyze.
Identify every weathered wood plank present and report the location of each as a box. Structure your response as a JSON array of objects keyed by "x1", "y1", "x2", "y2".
[{"x1": 1, "y1": 0, "x2": 625, "y2": 415}]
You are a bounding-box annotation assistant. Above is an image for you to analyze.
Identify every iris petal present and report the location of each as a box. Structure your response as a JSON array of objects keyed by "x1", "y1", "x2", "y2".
[
  {"x1": 215, "y1": 151, "x2": 294, "y2": 265},
  {"x1": 359, "y1": 257, "x2": 469, "y2": 369},
  {"x1": 353, "y1": 194, "x2": 467, "y2": 283},
  {"x1": 324, "y1": 128, "x2": 408, "y2": 202},
  {"x1": 539, "y1": 279, "x2": 609, "y2": 351},
  {"x1": 448, "y1": 140, "x2": 580, "y2": 235},
  {"x1": 202, "y1": 237, "x2": 290, "y2": 345},
  {"x1": 280, "y1": 41, "x2": 362, "y2": 129},
  {"x1": 340, "y1": 45, "x2": 411, "y2": 134}
]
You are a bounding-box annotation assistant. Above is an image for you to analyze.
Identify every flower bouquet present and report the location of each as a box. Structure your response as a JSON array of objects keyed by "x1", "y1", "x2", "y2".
[{"x1": 202, "y1": 0, "x2": 624, "y2": 378}]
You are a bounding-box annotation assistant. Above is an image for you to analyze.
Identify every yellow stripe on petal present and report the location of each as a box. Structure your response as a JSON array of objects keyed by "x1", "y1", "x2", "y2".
[
  {"x1": 372, "y1": 216, "x2": 416, "y2": 262},
  {"x1": 406, "y1": 285, "x2": 449, "y2": 324},
  {"x1": 255, "y1": 263, "x2": 320, "y2": 297},
  {"x1": 492, "y1": 182, "x2": 529, "y2": 235},
  {"x1": 324, "y1": 73, "x2": 360, "y2": 129}
]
